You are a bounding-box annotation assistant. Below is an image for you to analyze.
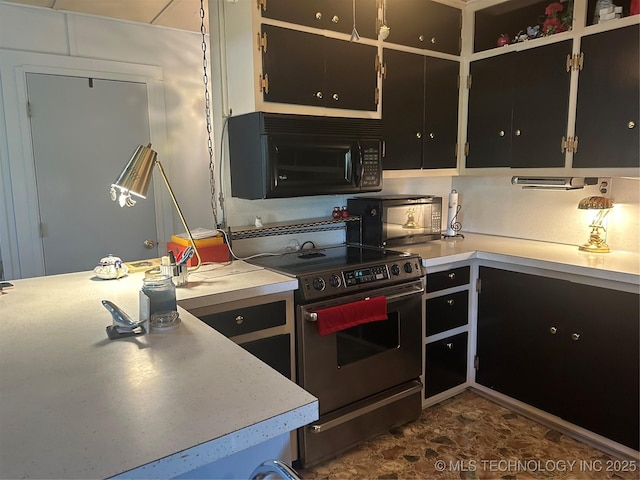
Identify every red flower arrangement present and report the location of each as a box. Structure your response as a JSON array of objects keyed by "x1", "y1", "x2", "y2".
[{"x1": 542, "y1": 1, "x2": 573, "y2": 35}]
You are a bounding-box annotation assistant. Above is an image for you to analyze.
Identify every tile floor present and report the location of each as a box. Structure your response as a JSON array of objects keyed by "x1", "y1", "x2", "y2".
[{"x1": 297, "y1": 390, "x2": 638, "y2": 480}]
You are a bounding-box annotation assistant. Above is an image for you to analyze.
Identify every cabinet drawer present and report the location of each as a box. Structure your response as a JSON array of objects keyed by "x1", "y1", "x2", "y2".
[
  {"x1": 240, "y1": 334, "x2": 291, "y2": 379},
  {"x1": 196, "y1": 301, "x2": 286, "y2": 338},
  {"x1": 426, "y1": 266, "x2": 470, "y2": 292},
  {"x1": 425, "y1": 290, "x2": 468, "y2": 336},
  {"x1": 425, "y1": 332, "x2": 468, "y2": 398}
]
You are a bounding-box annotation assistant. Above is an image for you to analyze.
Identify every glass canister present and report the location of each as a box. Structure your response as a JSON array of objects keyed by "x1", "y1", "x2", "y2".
[{"x1": 140, "y1": 272, "x2": 180, "y2": 329}]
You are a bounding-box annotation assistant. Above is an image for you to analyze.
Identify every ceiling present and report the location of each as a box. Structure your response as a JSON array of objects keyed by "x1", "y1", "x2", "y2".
[{"x1": 3, "y1": 0, "x2": 208, "y2": 32}]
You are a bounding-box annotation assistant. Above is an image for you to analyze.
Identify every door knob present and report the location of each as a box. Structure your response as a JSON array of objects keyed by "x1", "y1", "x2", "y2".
[
  {"x1": 143, "y1": 239, "x2": 155, "y2": 249},
  {"x1": 549, "y1": 327, "x2": 557, "y2": 334},
  {"x1": 315, "y1": 12, "x2": 322, "y2": 20},
  {"x1": 628, "y1": 121, "x2": 636, "y2": 129},
  {"x1": 315, "y1": 91, "x2": 323, "y2": 99},
  {"x1": 571, "y1": 333, "x2": 580, "y2": 341}
]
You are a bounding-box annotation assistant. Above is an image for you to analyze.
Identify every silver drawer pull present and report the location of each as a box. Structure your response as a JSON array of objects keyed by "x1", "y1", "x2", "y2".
[
  {"x1": 446, "y1": 343, "x2": 454, "y2": 350},
  {"x1": 571, "y1": 333, "x2": 581, "y2": 341},
  {"x1": 307, "y1": 312, "x2": 318, "y2": 322},
  {"x1": 549, "y1": 326, "x2": 557, "y2": 334},
  {"x1": 446, "y1": 299, "x2": 455, "y2": 306},
  {"x1": 448, "y1": 272, "x2": 456, "y2": 279},
  {"x1": 235, "y1": 315, "x2": 244, "y2": 325}
]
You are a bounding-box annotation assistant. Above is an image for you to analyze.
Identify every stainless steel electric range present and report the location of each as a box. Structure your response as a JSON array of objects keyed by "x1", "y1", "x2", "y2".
[{"x1": 248, "y1": 245, "x2": 425, "y2": 467}]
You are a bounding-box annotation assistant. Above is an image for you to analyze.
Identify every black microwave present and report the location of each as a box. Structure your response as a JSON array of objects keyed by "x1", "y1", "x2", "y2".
[
  {"x1": 347, "y1": 195, "x2": 443, "y2": 248},
  {"x1": 228, "y1": 112, "x2": 383, "y2": 199}
]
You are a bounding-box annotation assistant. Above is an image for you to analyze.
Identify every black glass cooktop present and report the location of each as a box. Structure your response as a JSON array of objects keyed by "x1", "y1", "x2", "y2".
[{"x1": 247, "y1": 245, "x2": 412, "y2": 277}]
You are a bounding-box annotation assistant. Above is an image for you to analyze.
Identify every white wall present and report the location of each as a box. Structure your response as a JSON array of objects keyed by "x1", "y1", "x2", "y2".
[
  {"x1": 0, "y1": 2, "x2": 216, "y2": 278},
  {"x1": 452, "y1": 176, "x2": 640, "y2": 253}
]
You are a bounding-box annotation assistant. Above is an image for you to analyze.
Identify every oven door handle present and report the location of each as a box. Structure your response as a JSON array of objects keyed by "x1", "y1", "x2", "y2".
[
  {"x1": 305, "y1": 285, "x2": 424, "y2": 322},
  {"x1": 385, "y1": 285, "x2": 424, "y2": 302},
  {"x1": 307, "y1": 380, "x2": 423, "y2": 434}
]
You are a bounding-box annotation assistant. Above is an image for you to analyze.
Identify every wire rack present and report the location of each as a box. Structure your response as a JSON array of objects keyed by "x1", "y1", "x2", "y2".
[{"x1": 228, "y1": 216, "x2": 360, "y2": 241}]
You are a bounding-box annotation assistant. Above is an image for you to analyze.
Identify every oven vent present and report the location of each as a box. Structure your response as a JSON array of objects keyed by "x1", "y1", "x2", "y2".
[{"x1": 511, "y1": 177, "x2": 598, "y2": 190}]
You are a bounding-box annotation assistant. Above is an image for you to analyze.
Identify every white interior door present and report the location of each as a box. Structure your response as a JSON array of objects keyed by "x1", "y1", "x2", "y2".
[{"x1": 26, "y1": 73, "x2": 159, "y2": 275}]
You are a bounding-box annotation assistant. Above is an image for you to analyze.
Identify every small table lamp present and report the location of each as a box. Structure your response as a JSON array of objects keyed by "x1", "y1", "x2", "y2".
[
  {"x1": 110, "y1": 143, "x2": 201, "y2": 269},
  {"x1": 577, "y1": 196, "x2": 614, "y2": 253}
]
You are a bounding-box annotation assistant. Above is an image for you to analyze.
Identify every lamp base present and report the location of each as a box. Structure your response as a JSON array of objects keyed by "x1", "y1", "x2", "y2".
[{"x1": 578, "y1": 242, "x2": 610, "y2": 253}]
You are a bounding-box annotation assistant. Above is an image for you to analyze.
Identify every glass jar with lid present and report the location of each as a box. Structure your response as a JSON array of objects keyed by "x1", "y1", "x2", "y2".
[{"x1": 141, "y1": 272, "x2": 180, "y2": 329}]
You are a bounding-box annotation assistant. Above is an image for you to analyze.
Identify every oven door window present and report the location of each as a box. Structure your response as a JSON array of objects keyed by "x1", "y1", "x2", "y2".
[{"x1": 336, "y1": 311, "x2": 400, "y2": 367}]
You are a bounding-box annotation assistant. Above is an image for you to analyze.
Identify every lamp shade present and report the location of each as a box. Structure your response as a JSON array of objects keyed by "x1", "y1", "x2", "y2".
[
  {"x1": 577, "y1": 196, "x2": 614, "y2": 210},
  {"x1": 112, "y1": 144, "x2": 157, "y2": 199}
]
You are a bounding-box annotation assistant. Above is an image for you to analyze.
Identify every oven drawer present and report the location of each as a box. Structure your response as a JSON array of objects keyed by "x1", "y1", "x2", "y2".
[
  {"x1": 426, "y1": 266, "x2": 470, "y2": 292},
  {"x1": 425, "y1": 332, "x2": 468, "y2": 398},
  {"x1": 195, "y1": 300, "x2": 286, "y2": 338},
  {"x1": 425, "y1": 290, "x2": 469, "y2": 337}
]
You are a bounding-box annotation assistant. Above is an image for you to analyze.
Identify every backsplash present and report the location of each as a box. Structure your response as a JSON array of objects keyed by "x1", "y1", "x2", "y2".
[
  {"x1": 226, "y1": 175, "x2": 639, "y2": 257},
  {"x1": 450, "y1": 176, "x2": 639, "y2": 253}
]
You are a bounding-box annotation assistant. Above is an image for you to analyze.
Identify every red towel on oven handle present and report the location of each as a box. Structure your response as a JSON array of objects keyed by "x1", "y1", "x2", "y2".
[{"x1": 315, "y1": 296, "x2": 388, "y2": 336}]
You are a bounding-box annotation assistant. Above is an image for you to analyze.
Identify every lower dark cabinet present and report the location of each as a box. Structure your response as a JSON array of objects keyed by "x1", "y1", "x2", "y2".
[
  {"x1": 476, "y1": 266, "x2": 639, "y2": 450},
  {"x1": 240, "y1": 334, "x2": 291, "y2": 379},
  {"x1": 425, "y1": 332, "x2": 467, "y2": 398}
]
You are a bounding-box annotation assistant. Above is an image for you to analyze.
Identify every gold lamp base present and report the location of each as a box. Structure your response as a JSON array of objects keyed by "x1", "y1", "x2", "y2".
[{"x1": 578, "y1": 235, "x2": 610, "y2": 253}]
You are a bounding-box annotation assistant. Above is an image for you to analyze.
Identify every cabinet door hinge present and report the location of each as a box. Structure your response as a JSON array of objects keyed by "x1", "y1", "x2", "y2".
[
  {"x1": 475, "y1": 277, "x2": 481, "y2": 293},
  {"x1": 466, "y1": 74, "x2": 472, "y2": 89},
  {"x1": 257, "y1": 0, "x2": 266, "y2": 12},
  {"x1": 566, "y1": 53, "x2": 584, "y2": 72},
  {"x1": 464, "y1": 142, "x2": 470, "y2": 157},
  {"x1": 375, "y1": 87, "x2": 380, "y2": 105},
  {"x1": 39, "y1": 222, "x2": 47, "y2": 238},
  {"x1": 257, "y1": 32, "x2": 267, "y2": 52},
  {"x1": 259, "y1": 73, "x2": 269, "y2": 94},
  {"x1": 561, "y1": 135, "x2": 579, "y2": 153},
  {"x1": 27, "y1": 101, "x2": 32, "y2": 118},
  {"x1": 474, "y1": 355, "x2": 479, "y2": 370},
  {"x1": 375, "y1": 55, "x2": 387, "y2": 79}
]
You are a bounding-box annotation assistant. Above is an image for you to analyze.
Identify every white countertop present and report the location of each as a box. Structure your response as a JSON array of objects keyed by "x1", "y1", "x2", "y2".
[
  {"x1": 0, "y1": 262, "x2": 316, "y2": 479},
  {"x1": 402, "y1": 233, "x2": 640, "y2": 285}
]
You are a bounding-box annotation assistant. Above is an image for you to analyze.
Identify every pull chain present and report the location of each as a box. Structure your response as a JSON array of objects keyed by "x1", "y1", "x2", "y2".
[{"x1": 200, "y1": 0, "x2": 219, "y2": 228}]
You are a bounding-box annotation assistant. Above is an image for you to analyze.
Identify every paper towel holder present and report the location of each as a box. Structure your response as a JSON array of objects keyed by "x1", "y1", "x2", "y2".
[{"x1": 443, "y1": 189, "x2": 464, "y2": 239}]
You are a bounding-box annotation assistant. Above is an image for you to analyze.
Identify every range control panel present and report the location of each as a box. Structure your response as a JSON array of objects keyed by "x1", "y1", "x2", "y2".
[{"x1": 298, "y1": 256, "x2": 424, "y2": 302}]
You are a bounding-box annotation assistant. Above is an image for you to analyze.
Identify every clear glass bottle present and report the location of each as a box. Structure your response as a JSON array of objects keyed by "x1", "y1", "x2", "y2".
[{"x1": 141, "y1": 273, "x2": 179, "y2": 329}]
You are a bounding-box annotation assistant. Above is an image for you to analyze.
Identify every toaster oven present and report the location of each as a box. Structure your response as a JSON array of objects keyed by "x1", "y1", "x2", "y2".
[{"x1": 347, "y1": 195, "x2": 442, "y2": 248}]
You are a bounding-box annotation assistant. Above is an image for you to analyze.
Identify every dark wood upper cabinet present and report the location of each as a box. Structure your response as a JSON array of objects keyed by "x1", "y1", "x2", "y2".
[
  {"x1": 260, "y1": 0, "x2": 378, "y2": 39},
  {"x1": 261, "y1": 24, "x2": 378, "y2": 111},
  {"x1": 467, "y1": 40, "x2": 571, "y2": 168},
  {"x1": 383, "y1": 48, "x2": 458, "y2": 170},
  {"x1": 573, "y1": 25, "x2": 639, "y2": 168},
  {"x1": 383, "y1": 0, "x2": 462, "y2": 55}
]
